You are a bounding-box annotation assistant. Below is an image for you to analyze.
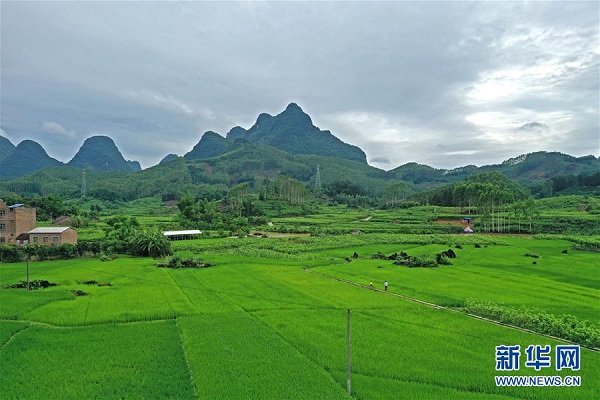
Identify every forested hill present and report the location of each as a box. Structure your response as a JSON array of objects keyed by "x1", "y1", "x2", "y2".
[
  {"x1": 1, "y1": 102, "x2": 597, "y2": 183},
  {"x1": 390, "y1": 152, "x2": 599, "y2": 185},
  {"x1": 186, "y1": 103, "x2": 368, "y2": 163},
  {"x1": 0, "y1": 136, "x2": 16, "y2": 162},
  {"x1": 1, "y1": 134, "x2": 598, "y2": 202},
  {"x1": 0, "y1": 100, "x2": 598, "y2": 199},
  {"x1": 0, "y1": 135, "x2": 140, "y2": 179},
  {"x1": 68, "y1": 136, "x2": 141, "y2": 173},
  {"x1": 0, "y1": 140, "x2": 63, "y2": 180}
]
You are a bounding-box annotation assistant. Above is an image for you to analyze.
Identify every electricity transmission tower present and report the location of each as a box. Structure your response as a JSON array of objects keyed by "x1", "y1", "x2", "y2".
[{"x1": 314, "y1": 164, "x2": 322, "y2": 194}]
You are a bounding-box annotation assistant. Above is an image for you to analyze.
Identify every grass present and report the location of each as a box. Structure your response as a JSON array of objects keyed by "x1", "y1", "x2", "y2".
[
  {"x1": 1, "y1": 234, "x2": 599, "y2": 399},
  {"x1": 179, "y1": 313, "x2": 347, "y2": 399},
  {"x1": 313, "y1": 238, "x2": 600, "y2": 322},
  {"x1": 0, "y1": 320, "x2": 196, "y2": 399}
]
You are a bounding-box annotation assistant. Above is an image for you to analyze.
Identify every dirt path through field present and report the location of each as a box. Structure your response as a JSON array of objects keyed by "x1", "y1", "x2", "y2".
[{"x1": 303, "y1": 267, "x2": 599, "y2": 351}]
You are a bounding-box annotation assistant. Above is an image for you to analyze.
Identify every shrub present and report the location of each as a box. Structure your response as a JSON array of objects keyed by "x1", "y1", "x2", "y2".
[
  {"x1": 394, "y1": 254, "x2": 438, "y2": 268},
  {"x1": 157, "y1": 255, "x2": 212, "y2": 269},
  {"x1": 5, "y1": 280, "x2": 57, "y2": 290},
  {"x1": 129, "y1": 228, "x2": 172, "y2": 258},
  {"x1": 464, "y1": 299, "x2": 599, "y2": 348},
  {"x1": 0, "y1": 245, "x2": 22, "y2": 263},
  {"x1": 99, "y1": 252, "x2": 117, "y2": 262}
]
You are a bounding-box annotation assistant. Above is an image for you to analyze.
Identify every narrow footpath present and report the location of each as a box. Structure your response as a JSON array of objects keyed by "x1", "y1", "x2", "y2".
[{"x1": 303, "y1": 266, "x2": 599, "y2": 352}]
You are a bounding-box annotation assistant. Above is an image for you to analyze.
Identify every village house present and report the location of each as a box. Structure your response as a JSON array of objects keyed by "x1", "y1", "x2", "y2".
[
  {"x1": 28, "y1": 227, "x2": 78, "y2": 246},
  {"x1": 0, "y1": 200, "x2": 36, "y2": 245}
]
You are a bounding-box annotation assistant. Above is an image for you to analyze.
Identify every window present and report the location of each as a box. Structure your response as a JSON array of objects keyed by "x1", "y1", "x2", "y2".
[
  {"x1": 53, "y1": 236, "x2": 59, "y2": 244},
  {"x1": 0, "y1": 223, "x2": 5, "y2": 231},
  {"x1": 0, "y1": 210, "x2": 5, "y2": 216},
  {"x1": 33, "y1": 237, "x2": 38, "y2": 244},
  {"x1": 43, "y1": 236, "x2": 48, "y2": 243},
  {"x1": 0, "y1": 237, "x2": 5, "y2": 243}
]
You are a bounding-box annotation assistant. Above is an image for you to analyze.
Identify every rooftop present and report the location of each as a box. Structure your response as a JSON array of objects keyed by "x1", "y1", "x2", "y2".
[
  {"x1": 163, "y1": 230, "x2": 202, "y2": 236},
  {"x1": 29, "y1": 227, "x2": 72, "y2": 234}
]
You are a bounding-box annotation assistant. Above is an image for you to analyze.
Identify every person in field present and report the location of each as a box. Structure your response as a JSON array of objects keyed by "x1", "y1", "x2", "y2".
[
  {"x1": 384, "y1": 281, "x2": 388, "y2": 291},
  {"x1": 369, "y1": 280, "x2": 373, "y2": 288}
]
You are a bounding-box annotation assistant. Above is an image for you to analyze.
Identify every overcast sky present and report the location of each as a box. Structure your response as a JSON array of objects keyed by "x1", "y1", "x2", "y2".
[{"x1": 1, "y1": 1, "x2": 598, "y2": 170}]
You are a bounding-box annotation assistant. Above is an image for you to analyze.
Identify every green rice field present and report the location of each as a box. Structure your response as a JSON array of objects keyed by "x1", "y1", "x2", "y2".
[{"x1": 1, "y1": 234, "x2": 599, "y2": 399}]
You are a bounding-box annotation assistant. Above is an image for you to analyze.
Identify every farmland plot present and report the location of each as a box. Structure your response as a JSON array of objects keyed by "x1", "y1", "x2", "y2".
[
  {"x1": 1, "y1": 235, "x2": 598, "y2": 399},
  {"x1": 0, "y1": 321, "x2": 196, "y2": 399}
]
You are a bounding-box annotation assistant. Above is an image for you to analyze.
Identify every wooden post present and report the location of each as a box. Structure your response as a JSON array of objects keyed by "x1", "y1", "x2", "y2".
[
  {"x1": 347, "y1": 308, "x2": 351, "y2": 395},
  {"x1": 26, "y1": 247, "x2": 30, "y2": 291}
]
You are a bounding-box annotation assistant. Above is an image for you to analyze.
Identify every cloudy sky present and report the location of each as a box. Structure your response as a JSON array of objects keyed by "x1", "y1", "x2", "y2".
[{"x1": 1, "y1": 1, "x2": 598, "y2": 170}]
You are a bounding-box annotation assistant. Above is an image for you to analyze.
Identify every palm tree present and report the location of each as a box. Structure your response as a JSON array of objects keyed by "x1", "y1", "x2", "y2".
[{"x1": 130, "y1": 228, "x2": 172, "y2": 258}]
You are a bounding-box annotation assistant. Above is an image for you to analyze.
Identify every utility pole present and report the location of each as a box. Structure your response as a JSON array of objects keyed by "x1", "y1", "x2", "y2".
[
  {"x1": 26, "y1": 246, "x2": 31, "y2": 291},
  {"x1": 347, "y1": 308, "x2": 352, "y2": 396}
]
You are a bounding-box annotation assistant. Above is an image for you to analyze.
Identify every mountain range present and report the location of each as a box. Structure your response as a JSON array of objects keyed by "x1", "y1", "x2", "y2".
[
  {"x1": 0, "y1": 103, "x2": 598, "y2": 198},
  {"x1": 182, "y1": 103, "x2": 366, "y2": 163},
  {"x1": 0, "y1": 135, "x2": 141, "y2": 180}
]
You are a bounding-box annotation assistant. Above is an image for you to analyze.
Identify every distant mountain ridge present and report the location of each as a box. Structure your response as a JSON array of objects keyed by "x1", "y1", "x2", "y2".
[
  {"x1": 389, "y1": 151, "x2": 599, "y2": 184},
  {"x1": 0, "y1": 103, "x2": 598, "y2": 188},
  {"x1": 185, "y1": 131, "x2": 230, "y2": 160},
  {"x1": 68, "y1": 136, "x2": 140, "y2": 173},
  {"x1": 0, "y1": 140, "x2": 63, "y2": 180},
  {"x1": 0, "y1": 135, "x2": 140, "y2": 179},
  {"x1": 0, "y1": 136, "x2": 16, "y2": 162},
  {"x1": 185, "y1": 103, "x2": 367, "y2": 163}
]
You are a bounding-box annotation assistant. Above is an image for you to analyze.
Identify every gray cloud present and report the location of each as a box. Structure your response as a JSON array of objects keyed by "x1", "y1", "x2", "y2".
[
  {"x1": 519, "y1": 122, "x2": 548, "y2": 131},
  {"x1": 1, "y1": 1, "x2": 598, "y2": 169}
]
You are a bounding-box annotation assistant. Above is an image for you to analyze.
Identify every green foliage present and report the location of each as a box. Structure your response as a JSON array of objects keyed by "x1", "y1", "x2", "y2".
[
  {"x1": 0, "y1": 243, "x2": 86, "y2": 263},
  {"x1": 273, "y1": 175, "x2": 313, "y2": 205},
  {"x1": 157, "y1": 255, "x2": 211, "y2": 269},
  {"x1": 394, "y1": 254, "x2": 439, "y2": 268},
  {"x1": 1, "y1": 234, "x2": 599, "y2": 399},
  {"x1": 68, "y1": 136, "x2": 137, "y2": 172},
  {"x1": 227, "y1": 103, "x2": 367, "y2": 163},
  {"x1": 534, "y1": 234, "x2": 600, "y2": 252},
  {"x1": 0, "y1": 140, "x2": 63, "y2": 180},
  {"x1": 551, "y1": 172, "x2": 600, "y2": 193},
  {"x1": 0, "y1": 194, "x2": 81, "y2": 220},
  {"x1": 0, "y1": 135, "x2": 15, "y2": 161},
  {"x1": 0, "y1": 245, "x2": 21, "y2": 262},
  {"x1": 420, "y1": 171, "x2": 529, "y2": 209},
  {"x1": 99, "y1": 252, "x2": 117, "y2": 261},
  {"x1": 389, "y1": 162, "x2": 448, "y2": 184},
  {"x1": 129, "y1": 228, "x2": 172, "y2": 258},
  {"x1": 5, "y1": 279, "x2": 57, "y2": 290},
  {"x1": 382, "y1": 181, "x2": 411, "y2": 207},
  {"x1": 103, "y1": 215, "x2": 140, "y2": 241},
  {"x1": 0, "y1": 322, "x2": 197, "y2": 399},
  {"x1": 464, "y1": 299, "x2": 600, "y2": 348},
  {"x1": 173, "y1": 233, "x2": 507, "y2": 258},
  {"x1": 184, "y1": 131, "x2": 231, "y2": 159}
]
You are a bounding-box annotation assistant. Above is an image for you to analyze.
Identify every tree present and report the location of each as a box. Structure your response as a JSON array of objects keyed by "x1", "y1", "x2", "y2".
[
  {"x1": 275, "y1": 176, "x2": 312, "y2": 205},
  {"x1": 129, "y1": 228, "x2": 172, "y2": 258},
  {"x1": 383, "y1": 182, "x2": 410, "y2": 208},
  {"x1": 104, "y1": 215, "x2": 140, "y2": 242},
  {"x1": 226, "y1": 183, "x2": 249, "y2": 216}
]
